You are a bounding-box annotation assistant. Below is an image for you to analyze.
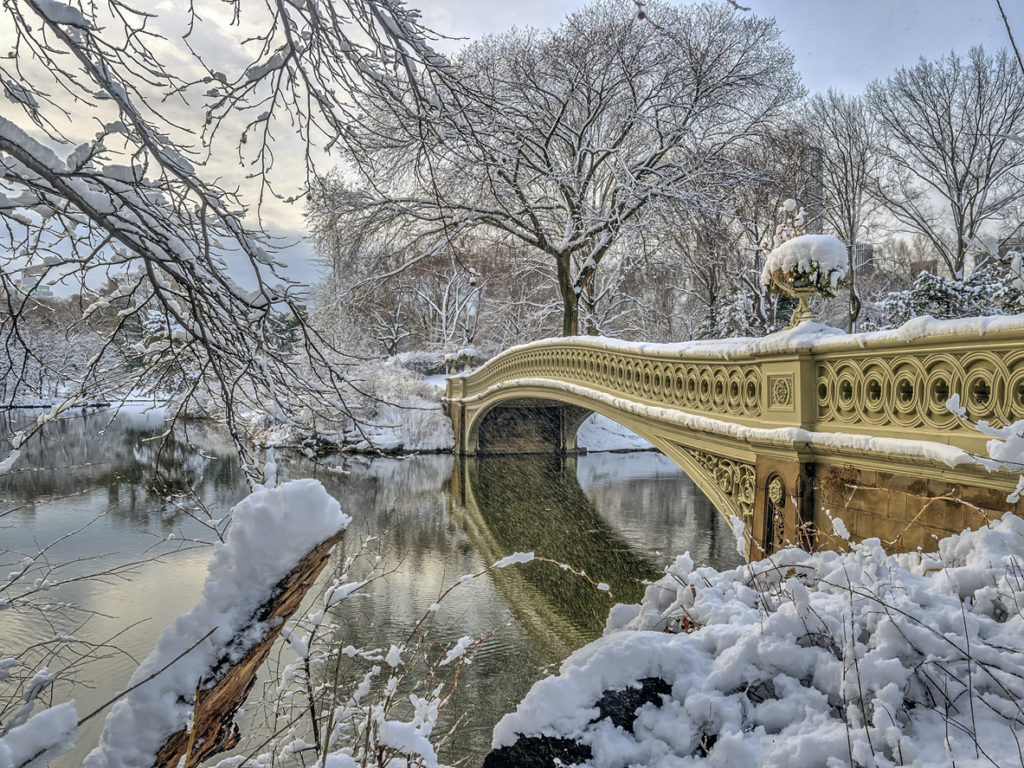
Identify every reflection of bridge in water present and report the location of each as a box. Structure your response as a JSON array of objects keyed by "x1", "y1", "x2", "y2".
[
  {"x1": 447, "y1": 454, "x2": 661, "y2": 663},
  {"x1": 446, "y1": 323, "x2": 1024, "y2": 557}
]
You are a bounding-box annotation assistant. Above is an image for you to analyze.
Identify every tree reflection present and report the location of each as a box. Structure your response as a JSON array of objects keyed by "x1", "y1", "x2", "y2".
[{"x1": 0, "y1": 409, "x2": 247, "y2": 524}]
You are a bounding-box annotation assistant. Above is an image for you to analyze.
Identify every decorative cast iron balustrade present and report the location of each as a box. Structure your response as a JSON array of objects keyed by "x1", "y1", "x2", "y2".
[
  {"x1": 448, "y1": 323, "x2": 1024, "y2": 451},
  {"x1": 454, "y1": 344, "x2": 766, "y2": 426},
  {"x1": 815, "y1": 346, "x2": 1024, "y2": 432}
]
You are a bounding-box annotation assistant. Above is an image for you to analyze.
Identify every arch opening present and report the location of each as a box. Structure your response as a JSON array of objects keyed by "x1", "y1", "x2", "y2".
[{"x1": 460, "y1": 387, "x2": 756, "y2": 533}]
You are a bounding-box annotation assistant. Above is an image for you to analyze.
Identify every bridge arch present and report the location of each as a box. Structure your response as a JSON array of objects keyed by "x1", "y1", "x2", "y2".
[
  {"x1": 445, "y1": 329, "x2": 1024, "y2": 559},
  {"x1": 458, "y1": 384, "x2": 761, "y2": 537}
]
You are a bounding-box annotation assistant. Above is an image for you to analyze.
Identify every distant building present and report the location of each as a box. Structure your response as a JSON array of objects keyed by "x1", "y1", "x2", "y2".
[
  {"x1": 853, "y1": 243, "x2": 875, "y2": 276},
  {"x1": 17, "y1": 265, "x2": 54, "y2": 299},
  {"x1": 799, "y1": 144, "x2": 825, "y2": 235}
]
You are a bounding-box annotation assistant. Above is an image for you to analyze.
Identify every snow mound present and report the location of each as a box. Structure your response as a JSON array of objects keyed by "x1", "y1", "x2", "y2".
[
  {"x1": 761, "y1": 234, "x2": 848, "y2": 290},
  {"x1": 493, "y1": 514, "x2": 1024, "y2": 766},
  {"x1": 576, "y1": 414, "x2": 653, "y2": 452},
  {"x1": 84, "y1": 479, "x2": 349, "y2": 768},
  {"x1": 0, "y1": 701, "x2": 78, "y2": 768}
]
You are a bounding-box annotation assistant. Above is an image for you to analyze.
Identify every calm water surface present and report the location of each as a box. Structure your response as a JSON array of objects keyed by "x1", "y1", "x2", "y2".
[{"x1": 0, "y1": 410, "x2": 742, "y2": 766}]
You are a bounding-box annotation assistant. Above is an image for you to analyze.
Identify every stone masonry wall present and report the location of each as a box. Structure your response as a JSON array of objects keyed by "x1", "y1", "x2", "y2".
[{"x1": 813, "y1": 465, "x2": 1024, "y2": 554}]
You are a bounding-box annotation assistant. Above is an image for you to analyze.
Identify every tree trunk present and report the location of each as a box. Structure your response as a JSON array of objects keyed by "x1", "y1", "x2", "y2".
[
  {"x1": 847, "y1": 243, "x2": 861, "y2": 332},
  {"x1": 556, "y1": 255, "x2": 578, "y2": 336},
  {"x1": 562, "y1": 294, "x2": 579, "y2": 337},
  {"x1": 151, "y1": 529, "x2": 346, "y2": 768}
]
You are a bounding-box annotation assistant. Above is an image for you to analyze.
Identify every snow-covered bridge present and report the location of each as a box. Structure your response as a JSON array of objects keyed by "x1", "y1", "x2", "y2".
[{"x1": 444, "y1": 318, "x2": 1024, "y2": 558}]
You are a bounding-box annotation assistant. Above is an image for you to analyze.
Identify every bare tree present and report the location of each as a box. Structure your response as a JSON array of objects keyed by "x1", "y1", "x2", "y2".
[
  {"x1": 0, "y1": 0, "x2": 463, "y2": 472},
  {"x1": 806, "y1": 90, "x2": 882, "y2": 331},
  {"x1": 328, "y1": 0, "x2": 801, "y2": 336},
  {"x1": 866, "y1": 47, "x2": 1024, "y2": 279}
]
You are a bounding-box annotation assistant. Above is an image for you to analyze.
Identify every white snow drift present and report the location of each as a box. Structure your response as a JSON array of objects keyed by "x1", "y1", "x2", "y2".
[{"x1": 494, "y1": 514, "x2": 1024, "y2": 767}]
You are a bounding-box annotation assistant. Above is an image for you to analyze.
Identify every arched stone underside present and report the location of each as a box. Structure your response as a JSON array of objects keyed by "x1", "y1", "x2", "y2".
[
  {"x1": 454, "y1": 384, "x2": 772, "y2": 545},
  {"x1": 445, "y1": 329, "x2": 1024, "y2": 559}
]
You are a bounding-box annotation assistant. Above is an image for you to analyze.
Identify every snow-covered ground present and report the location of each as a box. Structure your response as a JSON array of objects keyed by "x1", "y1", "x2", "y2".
[
  {"x1": 576, "y1": 414, "x2": 654, "y2": 452},
  {"x1": 492, "y1": 513, "x2": 1024, "y2": 766}
]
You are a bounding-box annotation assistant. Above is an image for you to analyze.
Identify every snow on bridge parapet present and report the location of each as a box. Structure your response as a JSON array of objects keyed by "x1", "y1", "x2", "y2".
[{"x1": 446, "y1": 315, "x2": 1024, "y2": 457}]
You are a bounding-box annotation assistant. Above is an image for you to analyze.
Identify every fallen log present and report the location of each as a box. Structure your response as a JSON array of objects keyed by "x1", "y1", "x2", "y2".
[
  {"x1": 83, "y1": 478, "x2": 351, "y2": 768},
  {"x1": 153, "y1": 527, "x2": 346, "y2": 768}
]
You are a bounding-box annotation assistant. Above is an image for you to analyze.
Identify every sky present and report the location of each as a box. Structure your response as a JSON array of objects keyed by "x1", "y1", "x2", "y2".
[{"x1": 415, "y1": 0, "x2": 1024, "y2": 96}]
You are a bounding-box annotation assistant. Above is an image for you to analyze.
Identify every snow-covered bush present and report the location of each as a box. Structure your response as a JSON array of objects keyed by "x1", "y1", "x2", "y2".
[
  {"x1": 760, "y1": 234, "x2": 850, "y2": 299},
  {"x1": 349, "y1": 359, "x2": 454, "y2": 452},
  {"x1": 880, "y1": 255, "x2": 1024, "y2": 327},
  {"x1": 493, "y1": 515, "x2": 1024, "y2": 766}
]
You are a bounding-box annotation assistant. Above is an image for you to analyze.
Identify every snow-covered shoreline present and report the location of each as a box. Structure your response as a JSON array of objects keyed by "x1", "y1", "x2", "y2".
[{"x1": 489, "y1": 513, "x2": 1024, "y2": 766}]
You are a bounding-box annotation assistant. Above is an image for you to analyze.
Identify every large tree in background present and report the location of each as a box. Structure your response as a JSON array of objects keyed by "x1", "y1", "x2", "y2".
[
  {"x1": 866, "y1": 47, "x2": 1024, "y2": 279},
  {"x1": 807, "y1": 90, "x2": 881, "y2": 331},
  {"x1": 327, "y1": 0, "x2": 802, "y2": 336}
]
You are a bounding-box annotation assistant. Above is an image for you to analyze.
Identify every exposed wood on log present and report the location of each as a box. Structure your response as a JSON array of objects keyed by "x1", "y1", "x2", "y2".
[{"x1": 151, "y1": 528, "x2": 346, "y2": 768}]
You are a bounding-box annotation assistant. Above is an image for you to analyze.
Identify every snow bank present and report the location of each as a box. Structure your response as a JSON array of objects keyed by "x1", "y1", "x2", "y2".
[
  {"x1": 760, "y1": 234, "x2": 849, "y2": 290},
  {"x1": 493, "y1": 514, "x2": 1024, "y2": 766},
  {"x1": 84, "y1": 479, "x2": 349, "y2": 768},
  {"x1": 0, "y1": 701, "x2": 78, "y2": 768},
  {"x1": 576, "y1": 414, "x2": 654, "y2": 452}
]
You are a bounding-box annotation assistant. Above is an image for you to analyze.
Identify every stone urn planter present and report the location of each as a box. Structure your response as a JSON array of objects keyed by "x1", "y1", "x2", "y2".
[
  {"x1": 768, "y1": 270, "x2": 822, "y2": 326},
  {"x1": 761, "y1": 234, "x2": 848, "y2": 329}
]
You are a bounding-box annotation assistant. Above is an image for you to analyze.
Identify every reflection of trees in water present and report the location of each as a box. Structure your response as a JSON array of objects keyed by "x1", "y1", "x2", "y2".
[{"x1": 0, "y1": 409, "x2": 247, "y2": 522}]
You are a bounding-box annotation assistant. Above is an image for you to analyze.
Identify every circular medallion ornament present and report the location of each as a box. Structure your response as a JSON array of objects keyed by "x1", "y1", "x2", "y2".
[{"x1": 772, "y1": 377, "x2": 792, "y2": 407}]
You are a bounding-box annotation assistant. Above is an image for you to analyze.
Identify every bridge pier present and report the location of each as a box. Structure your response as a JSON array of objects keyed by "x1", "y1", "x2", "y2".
[{"x1": 752, "y1": 458, "x2": 815, "y2": 556}]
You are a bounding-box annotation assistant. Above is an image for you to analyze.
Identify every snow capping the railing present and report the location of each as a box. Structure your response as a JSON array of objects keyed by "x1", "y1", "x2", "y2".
[
  {"x1": 83, "y1": 478, "x2": 350, "y2": 768},
  {"x1": 466, "y1": 313, "x2": 1024, "y2": 367}
]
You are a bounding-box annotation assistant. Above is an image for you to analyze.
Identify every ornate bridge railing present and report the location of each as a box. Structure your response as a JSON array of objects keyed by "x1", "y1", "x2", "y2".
[
  {"x1": 444, "y1": 318, "x2": 1024, "y2": 558},
  {"x1": 447, "y1": 319, "x2": 1024, "y2": 455}
]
